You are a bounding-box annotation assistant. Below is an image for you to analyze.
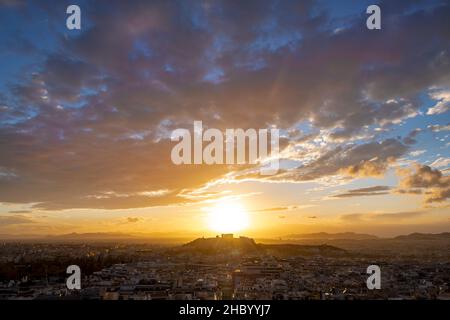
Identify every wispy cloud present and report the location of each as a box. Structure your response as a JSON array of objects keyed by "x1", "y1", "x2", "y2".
[
  {"x1": 340, "y1": 210, "x2": 426, "y2": 222},
  {"x1": 332, "y1": 186, "x2": 391, "y2": 198}
]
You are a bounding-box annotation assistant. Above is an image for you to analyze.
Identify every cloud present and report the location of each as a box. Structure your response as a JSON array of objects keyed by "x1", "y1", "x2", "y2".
[
  {"x1": 0, "y1": 167, "x2": 17, "y2": 180},
  {"x1": 395, "y1": 188, "x2": 422, "y2": 195},
  {"x1": 402, "y1": 128, "x2": 422, "y2": 145},
  {"x1": 0, "y1": 1, "x2": 449, "y2": 210},
  {"x1": 8, "y1": 210, "x2": 31, "y2": 214},
  {"x1": 126, "y1": 217, "x2": 141, "y2": 223},
  {"x1": 372, "y1": 211, "x2": 426, "y2": 220},
  {"x1": 262, "y1": 138, "x2": 409, "y2": 182},
  {"x1": 0, "y1": 215, "x2": 34, "y2": 225},
  {"x1": 253, "y1": 207, "x2": 290, "y2": 212},
  {"x1": 427, "y1": 88, "x2": 450, "y2": 115},
  {"x1": 430, "y1": 157, "x2": 450, "y2": 169},
  {"x1": 0, "y1": 0, "x2": 25, "y2": 7},
  {"x1": 340, "y1": 210, "x2": 426, "y2": 222},
  {"x1": 332, "y1": 185, "x2": 391, "y2": 198},
  {"x1": 340, "y1": 213, "x2": 365, "y2": 222},
  {"x1": 339, "y1": 159, "x2": 392, "y2": 178},
  {"x1": 428, "y1": 124, "x2": 450, "y2": 132},
  {"x1": 398, "y1": 164, "x2": 450, "y2": 203},
  {"x1": 252, "y1": 205, "x2": 305, "y2": 212},
  {"x1": 410, "y1": 150, "x2": 426, "y2": 157}
]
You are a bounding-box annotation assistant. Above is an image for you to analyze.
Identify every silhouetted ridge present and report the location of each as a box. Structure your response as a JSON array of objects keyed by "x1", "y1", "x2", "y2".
[
  {"x1": 183, "y1": 235, "x2": 260, "y2": 254},
  {"x1": 394, "y1": 232, "x2": 450, "y2": 240},
  {"x1": 181, "y1": 234, "x2": 346, "y2": 256},
  {"x1": 284, "y1": 232, "x2": 378, "y2": 240}
]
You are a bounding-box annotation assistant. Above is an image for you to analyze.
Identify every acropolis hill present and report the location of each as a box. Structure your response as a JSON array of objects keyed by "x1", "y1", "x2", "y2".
[{"x1": 181, "y1": 234, "x2": 346, "y2": 256}]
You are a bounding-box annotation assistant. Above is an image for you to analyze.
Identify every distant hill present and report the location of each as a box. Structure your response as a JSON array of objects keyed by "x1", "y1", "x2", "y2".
[
  {"x1": 259, "y1": 243, "x2": 346, "y2": 256},
  {"x1": 284, "y1": 232, "x2": 378, "y2": 240},
  {"x1": 182, "y1": 236, "x2": 260, "y2": 254},
  {"x1": 3, "y1": 231, "x2": 449, "y2": 243},
  {"x1": 0, "y1": 232, "x2": 194, "y2": 243},
  {"x1": 45, "y1": 232, "x2": 137, "y2": 241},
  {"x1": 181, "y1": 235, "x2": 346, "y2": 256},
  {"x1": 394, "y1": 232, "x2": 450, "y2": 241}
]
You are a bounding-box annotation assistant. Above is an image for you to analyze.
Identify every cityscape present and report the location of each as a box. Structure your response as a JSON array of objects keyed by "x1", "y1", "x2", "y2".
[{"x1": 1, "y1": 233, "x2": 449, "y2": 300}]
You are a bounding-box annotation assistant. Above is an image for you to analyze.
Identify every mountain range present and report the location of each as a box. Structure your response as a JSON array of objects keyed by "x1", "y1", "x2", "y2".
[
  {"x1": 283, "y1": 232, "x2": 379, "y2": 240},
  {"x1": 1, "y1": 231, "x2": 449, "y2": 242}
]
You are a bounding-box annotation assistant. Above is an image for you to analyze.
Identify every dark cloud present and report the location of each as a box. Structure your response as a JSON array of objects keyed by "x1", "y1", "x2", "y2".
[
  {"x1": 126, "y1": 217, "x2": 141, "y2": 223},
  {"x1": 0, "y1": 1, "x2": 449, "y2": 209},
  {"x1": 0, "y1": 0, "x2": 25, "y2": 7},
  {"x1": 395, "y1": 188, "x2": 422, "y2": 195},
  {"x1": 332, "y1": 185, "x2": 391, "y2": 198},
  {"x1": 259, "y1": 138, "x2": 408, "y2": 182},
  {"x1": 348, "y1": 186, "x2": 391, "y2": 193},
  {"x1": 403, "y1": 128, "x2": 422, "y2": 145},
  {"x1": 8, "y1": 210, "x2": 31, "y2": 214}
]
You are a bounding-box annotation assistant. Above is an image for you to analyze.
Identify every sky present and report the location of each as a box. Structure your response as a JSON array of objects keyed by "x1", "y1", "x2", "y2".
[{"x1": 0, "y1": 0, "x2": 449, "y2": 238}]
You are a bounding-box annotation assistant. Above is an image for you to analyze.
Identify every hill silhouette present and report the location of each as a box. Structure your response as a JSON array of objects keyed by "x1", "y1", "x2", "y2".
[
  {"x1": 284, "y1": 232, "x2": 378, "y2": 240},
  {"x1": 183, "y1": 235, "x2": 260, "y2": 254},
  {"x1": 181, "y1": 235, "x2": 346, "y2": 256},
  {"x1": 394, "y1": 232, "x2": 450, "y2": 240}
]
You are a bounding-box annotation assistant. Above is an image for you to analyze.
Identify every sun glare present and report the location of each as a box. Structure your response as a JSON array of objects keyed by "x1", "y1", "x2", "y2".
[{"x1": 207, "y1": 199, "x2": 250, "y2": 234}]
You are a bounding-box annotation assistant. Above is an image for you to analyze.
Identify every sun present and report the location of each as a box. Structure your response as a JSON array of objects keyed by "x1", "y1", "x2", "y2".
[{"x1": 207, "y1": 199, "x2": 250, "y2": 234}]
